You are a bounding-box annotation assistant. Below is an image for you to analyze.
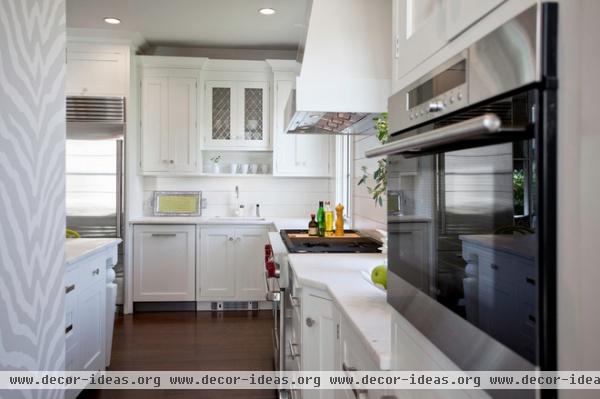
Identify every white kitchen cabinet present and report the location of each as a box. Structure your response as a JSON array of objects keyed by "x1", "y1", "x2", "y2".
[
  {"x1": 198, "y1": 226, "x2": 268, "y2": 301},
  {"x1": 78, "y1": 270, "x2": 105, "y2": 372},
  {"x1": 387, "y1": 222, "x2": 431, "y2": 294},
  {"x1": 204, "y1": 80, "x2": 270, "y2": 150},
  {"x1": 133, "y1": 225, "x2": 196, "y2": 302},
  {"x1": 337, "y1": 314, "x2": 383, "y2": 399},
  {"x1": 445, "y1": 0, "x2": 506, "y2": 40},
  {"x1": 392, "y1": 0, "x2": 508, "y2": 81},
  {"x1": 273, "y1": 80, "x2": 333, "y2": 177},
  {"x1": 393, "y1": 0, "x2": 447, "y2": 81},
  {"x1": 140, "y1": 74, "x2": 198, "y2": 174},
  {"x1": 235, "y1": 228, "x2": 269, "y2": 300},
  {"x1": 66, "y1": 43, "x2": 128, "y2": 97},
  {"x1": 199, "y1": 227, "x2": 236, "y2": 298},
  {"x1": 64, "y1": 242, "x2": 118, "y2": 399}
]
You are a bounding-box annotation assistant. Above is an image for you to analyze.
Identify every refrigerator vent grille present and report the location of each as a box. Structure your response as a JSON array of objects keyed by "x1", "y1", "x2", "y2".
[{"x1": 67, "y1": 96, "x2": 125, "y2": 123}]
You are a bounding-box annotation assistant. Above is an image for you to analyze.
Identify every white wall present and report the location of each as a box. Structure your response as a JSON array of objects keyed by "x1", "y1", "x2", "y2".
[
  {"x1": 142, "y1": 176, "x2": 333, "y2": 219},
  {"x1": 352, "y1": 134, "x2": 387, "y2": 230},
  {"x1": 556, "y1": 0, "x2": 600, "y2": 395},
  {"x1": 0, "y1": 0, "x2": 66, "y2": 390}
]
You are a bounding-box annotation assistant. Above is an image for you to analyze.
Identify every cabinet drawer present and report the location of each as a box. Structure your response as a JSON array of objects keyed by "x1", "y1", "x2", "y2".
[{"x1": 79, "y1": 257, "x2": 105, "y2": 289}]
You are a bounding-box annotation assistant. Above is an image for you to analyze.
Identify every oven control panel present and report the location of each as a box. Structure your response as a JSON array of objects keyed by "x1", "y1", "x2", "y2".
[
  {"x1": 407, "y1": 87, "x2": 467, "y2": 123},
  {"x1": 389, "y1": 53, "x2": 469, "y2": 134}
]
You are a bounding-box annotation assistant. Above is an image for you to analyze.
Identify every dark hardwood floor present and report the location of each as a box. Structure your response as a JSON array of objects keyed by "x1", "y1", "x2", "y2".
[{"x1": 79, "y1": 310, "x2": 276, "y2": 399}]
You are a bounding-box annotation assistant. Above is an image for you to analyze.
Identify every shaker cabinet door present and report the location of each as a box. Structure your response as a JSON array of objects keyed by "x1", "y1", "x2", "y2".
[
  {"x1": 133, "y1": 225, "x2": 196, "y2": 301},
  {"x1": 199, "y1": 228, "x2": 236, "y2": 298},
  {"x1": 445, "y1": 0, "x2": 506, "y2": 40},
  {"x1": 141, "y1": 77, "x2": 170, "y2": 172},
  {"x1": 168, "y1": 77, "x2": 198, "y2": 172},
  {"x1": 234, "y1": 228, "x2": 268, "y2": 300}
]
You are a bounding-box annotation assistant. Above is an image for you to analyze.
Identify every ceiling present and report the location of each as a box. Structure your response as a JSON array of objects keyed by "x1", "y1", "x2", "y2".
[{"x1": 66, "y1": 0, "x2": 309, "y2": 49}]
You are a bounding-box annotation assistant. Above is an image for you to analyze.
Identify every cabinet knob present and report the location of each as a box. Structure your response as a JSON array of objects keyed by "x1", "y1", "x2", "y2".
[
  {"x1": 228, "y1": 237, "x2": 234, "y2": 241},
  {"x1": 92, "y1": 268, "x2": 100, "y2": 276},
  {"x1": 306, "y1": 317, "x2": 315, "y2": 327},
  {"x1": 170, "y1": 160, "x2": 174, "y2": 164}
]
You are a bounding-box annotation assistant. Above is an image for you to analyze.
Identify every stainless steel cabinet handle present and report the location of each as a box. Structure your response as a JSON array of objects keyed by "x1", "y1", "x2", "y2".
[
  {"x1": 65, "y1": 324, "x2": 73, "y2": 334},
  {"x1": 342, "y1": 363, "x2": 368, "y2": 399},
  {"x1": 306, "y1": 317, "x2": 315, "y2": 327},
  {"x1": 92, "y1": 268, "x2": 100, "y2": 276},
  {"x1": 288, "y1": 340, "x2": 299, "y2": 359},
  {"x1": 65, "y1": 284, "x2": 75, "y2": 294},
  {"x1": 365, "y1": 114, "x2": 525, "y2": 158},
  {"x1": 151, "y1": 233, "x2": 177, "y2": 237}
]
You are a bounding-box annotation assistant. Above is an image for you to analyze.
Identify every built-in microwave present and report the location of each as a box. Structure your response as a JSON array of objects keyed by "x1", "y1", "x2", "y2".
[{"x1": 367, "y1": 4, "x2": 557, "y2": 399}]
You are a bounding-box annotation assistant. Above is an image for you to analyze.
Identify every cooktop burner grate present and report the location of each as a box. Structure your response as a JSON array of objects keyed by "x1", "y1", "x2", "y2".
[{"x1": 280, "y1": 230, "x2": 381, "y2": 254}]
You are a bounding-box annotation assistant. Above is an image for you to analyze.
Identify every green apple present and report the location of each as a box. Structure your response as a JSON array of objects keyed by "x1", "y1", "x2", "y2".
[{"x1": 371, "y1": 265, "x2": 388, "y2": 289}]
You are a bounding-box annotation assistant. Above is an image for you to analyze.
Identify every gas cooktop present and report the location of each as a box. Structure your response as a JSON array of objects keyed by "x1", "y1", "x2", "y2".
[{"x1": 280, "y1": 230, "x2": 381, "y2": 254}]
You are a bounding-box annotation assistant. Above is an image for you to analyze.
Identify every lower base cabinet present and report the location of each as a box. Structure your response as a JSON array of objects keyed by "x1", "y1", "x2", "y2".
[
  {"x1": 198, "y1": 226, "x2": 268, "y2": 301},
  {"x1": 133, "y1": 225, "x2": 196, "y2": 302},
  {"x1": 65, "y1": 244, "x2": 118, "y2": 399},
  {"x1": 131, "y1": 224, "x2": 269, "y2": 304},
  {"x1": 290, "y1": 270, "x2": 382, "y2": 399}
]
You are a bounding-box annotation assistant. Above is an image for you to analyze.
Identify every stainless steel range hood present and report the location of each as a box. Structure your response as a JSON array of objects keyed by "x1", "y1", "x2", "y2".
[{"x1": 285, "y1": 0, "x2": 391, "y2": 135}]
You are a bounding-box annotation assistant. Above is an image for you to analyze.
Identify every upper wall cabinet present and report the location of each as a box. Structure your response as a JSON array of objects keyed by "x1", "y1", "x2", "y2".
[
  {"x1": 203, "y1": 80, "x2": 270, "y2": 150},
  {"x1": 393, "y1": 0, "x2": 506, "y2": 81},
  {"x1": 140, "y1": 70, "x2": 198, "y2": 174},
  {"x1": 445, "y1": 0, "x2": 506, "y2": 40},
  {"x1": 272, "y1": 79, "x2": 332, "y2": 177},
  {"x1": 67, "y1": 43, "x2": 128, "y2": 97}
]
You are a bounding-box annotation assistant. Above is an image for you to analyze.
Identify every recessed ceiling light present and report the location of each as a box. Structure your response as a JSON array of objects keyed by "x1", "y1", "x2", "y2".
[
  {"x1": 258, "y1": 8, "x2": 276, "y2": 15},
  {"x1": 103, "y1": 17, "x2": 121, "y2": 25}
]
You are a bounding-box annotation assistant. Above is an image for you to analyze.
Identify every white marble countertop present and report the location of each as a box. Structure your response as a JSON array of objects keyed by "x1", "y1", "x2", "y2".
[
  {"x1": 66, "y1": 238, "x2": 121, "y2": 266},
  {"x1": 286, "y1": 253, "x2": 393, "y2": 370},
  {"x1": 128, "y1": 216, "x2": 308, "y2": 231}
]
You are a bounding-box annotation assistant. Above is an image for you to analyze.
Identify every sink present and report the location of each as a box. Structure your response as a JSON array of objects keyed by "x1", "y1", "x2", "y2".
[{"x1": 210, "y1": 216, "x2": 266, "y2": 221}]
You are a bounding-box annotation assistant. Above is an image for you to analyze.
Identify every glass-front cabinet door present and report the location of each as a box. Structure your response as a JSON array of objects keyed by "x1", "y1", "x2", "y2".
[
  {"x1": 204, "y1": 80, "x2": 269, "y2": 150},
  {"x1": 239, "y1": 81, "x2": 269, "y2": 148},
  {"x1": 205, "y1": 80, "x2": 237, "y2": 147}
]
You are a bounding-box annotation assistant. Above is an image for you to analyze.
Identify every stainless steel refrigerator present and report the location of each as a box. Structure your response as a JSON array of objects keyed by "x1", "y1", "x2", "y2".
[{"x1": 66, "y1": 96, "x2": 125, "y2": 296}]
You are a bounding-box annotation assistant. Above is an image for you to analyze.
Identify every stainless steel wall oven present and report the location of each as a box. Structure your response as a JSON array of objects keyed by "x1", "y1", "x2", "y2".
[{"x1": 367, "y1": 4, "x2": 557, "y2": 399}]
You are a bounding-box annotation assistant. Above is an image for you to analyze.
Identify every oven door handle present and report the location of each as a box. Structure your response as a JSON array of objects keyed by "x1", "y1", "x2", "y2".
[{"x1": 365, "y1": 114, "x2": 523, "y2": 158}]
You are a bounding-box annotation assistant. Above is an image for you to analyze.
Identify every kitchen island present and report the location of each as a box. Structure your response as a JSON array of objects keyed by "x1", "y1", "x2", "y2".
[{"x1": 65, "y1": 238, "x2": 120, "y2": 399}]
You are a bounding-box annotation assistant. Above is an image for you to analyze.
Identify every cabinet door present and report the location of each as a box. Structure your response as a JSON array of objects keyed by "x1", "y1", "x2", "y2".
[
  {"x1": 168, "y1": 77, "x2": 198, "y2": 172},
  {"x1": 273, "y1": 80, "x2": 332, "y2": 177},
  {"x1": 66, "y1": 44, "x2": 126, "y2": 96},
  {"x1": 78, "y1": 279, "x2": 105, "y2": 372},
  {"x1": 204, "y1": 81, "x2": 237, "y2": 148},
  {"x1": 393, "y1": 0, "x2": 447, "y2": 80},
  {"x1": 238, "y1": 81, "x2": 270, "y2": 149},
  {"x1": 199, "y1": 228, "x2": 236, "y2": 298},
  {"x1": 303, "y1": 294, "x2": 336, "y2": 399},
  {"x1": 141, "y1": 77, "x2": 170, "y2": 172},
  {"x1": 446, "y1": 0, "x2": 506, "y2": 40},
  {"x1": 388, "y1": 222, "x2": 430, "y2": 293},
  {"x1": 234, "y1": 228, "x2": 268, "y2": 300},
  {"x1": 133, "y1": 225, "x2": 196, "y2": 301}
]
